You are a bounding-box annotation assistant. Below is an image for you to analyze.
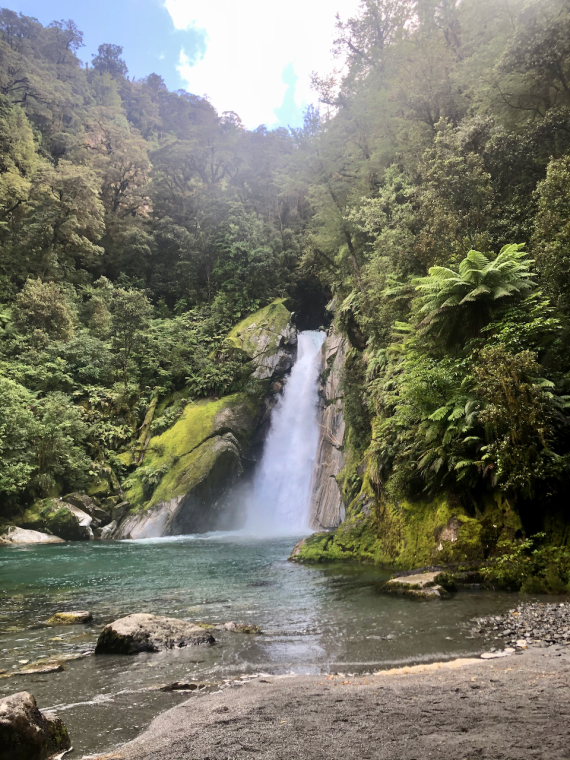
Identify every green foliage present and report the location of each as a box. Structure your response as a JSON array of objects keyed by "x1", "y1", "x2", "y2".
[
  {"x1": 481, "y1": 534, "x2": 570, "y2": 593},
  {"x1": 13, "y1": 278, "x2": 76, "y2": 341},
  {"x1": 415, "y1": 245, "x2": 535, "y2": 348}
]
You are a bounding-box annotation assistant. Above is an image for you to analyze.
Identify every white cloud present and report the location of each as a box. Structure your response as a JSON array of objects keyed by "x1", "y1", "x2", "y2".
[{"x1": 164, "y1": 0, "x2": 361, "y2": 128}]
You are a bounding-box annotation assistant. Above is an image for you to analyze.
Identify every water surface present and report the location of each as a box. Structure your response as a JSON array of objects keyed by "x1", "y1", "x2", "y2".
[{"x1": 0, "y1": 534, "x2": 522, "y2": 756}]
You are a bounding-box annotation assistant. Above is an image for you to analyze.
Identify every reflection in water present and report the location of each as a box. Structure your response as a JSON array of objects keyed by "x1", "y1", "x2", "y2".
[{"x1": 1, "y1": 536, "x2": 517, "y2": 756}]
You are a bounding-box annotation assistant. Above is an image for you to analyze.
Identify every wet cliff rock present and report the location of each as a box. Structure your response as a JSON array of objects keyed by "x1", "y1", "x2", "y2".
[{"x1": 309, "y1": 330, "x2": 347, "y2": 530}]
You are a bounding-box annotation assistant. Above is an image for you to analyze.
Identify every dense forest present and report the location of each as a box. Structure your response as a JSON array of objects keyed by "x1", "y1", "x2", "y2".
[{"x1": 1, "y1": 0, "x2": 570, "y2": 585}]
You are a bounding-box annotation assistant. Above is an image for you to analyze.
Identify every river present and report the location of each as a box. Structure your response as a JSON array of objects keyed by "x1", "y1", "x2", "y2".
[{"x1": 0, "y1": 534, "x2": 518, "y2": 757}]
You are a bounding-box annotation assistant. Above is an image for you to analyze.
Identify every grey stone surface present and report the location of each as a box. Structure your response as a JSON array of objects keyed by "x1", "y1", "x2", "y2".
[
  {"x1": 0, "y1": 691, "x2": 70, "y2": 760},
  {"x1": 310, "y1": 329, "x2": 348, "y2": 530},
  {"x1": 95, "y1": 613, "x2": 216, "y2": 655}
]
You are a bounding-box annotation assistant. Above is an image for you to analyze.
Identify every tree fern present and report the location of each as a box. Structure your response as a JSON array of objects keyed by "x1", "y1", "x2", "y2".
[{"x1": 415, "y1": 244, "x2": 535, "y2": 347}]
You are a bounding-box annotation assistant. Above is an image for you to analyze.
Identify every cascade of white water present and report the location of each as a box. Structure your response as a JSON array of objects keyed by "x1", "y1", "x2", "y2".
[{"x1": 242, "y1": 330, "x2": 325, "y2": 536}]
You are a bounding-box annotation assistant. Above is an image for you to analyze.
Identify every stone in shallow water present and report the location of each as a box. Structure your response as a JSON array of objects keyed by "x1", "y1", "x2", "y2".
[
  {"x1": 0, "y1": 528, "x2": 64, "y2": 545},
  {"x1": 222, "y1": 621, "x2": 263, "y2": 634},
  {"x1": 0, "y1": 691, "x2": 70, "y2": 760},
  {"x1": 384, "y1": 571, "x2": 448, "y2": 599},
  {"x1": 95, "y1": 613, "x2": 216, "y2": 655},
  {"x1": 45, "y1": 611, "x2": 93, "y2": 626}
]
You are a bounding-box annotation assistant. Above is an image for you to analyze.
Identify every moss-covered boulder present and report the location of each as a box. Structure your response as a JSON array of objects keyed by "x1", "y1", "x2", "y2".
[
  {"x1": 114, "y1": 302, "x2": 297, "y2": 539},
  {"x1": 115, "y1": 393, "x2": 263, "y2": 538},
  {"x1": 20, "y1": 499, "x2": 94, "y2": 541},
  {"x1": 226, "y1": 299, "x2": 296, "y2": 380},
  {"x1": 45, "y1": 611, "x2": 93, "y2": 626}
]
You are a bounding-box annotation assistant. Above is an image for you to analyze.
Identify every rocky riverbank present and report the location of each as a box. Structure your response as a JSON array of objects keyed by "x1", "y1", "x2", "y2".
[
  {"x1": 83, "y1": 645, "x2": 570, "y2": 760},
  {"x1": 472, "y1": 601, "x2": 570, "y2": 648}
]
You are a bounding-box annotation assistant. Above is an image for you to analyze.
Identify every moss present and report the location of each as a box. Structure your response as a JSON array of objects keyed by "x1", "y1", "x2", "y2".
[
  {"x1": 125, "y1": 393, "x2": 259, "y2": 511},
  {"x1": 45, "y1": 611, "x2": 92, "y2": 625},
  {"x1": 226, "y1": 299, "x2": 291, "y2": 357},
  {"x1": 21, "y1": 499, "x2": 88, "y2": 540},
  {"x1": 294, "y1": 483, "x2": 525, "y2": 571}
]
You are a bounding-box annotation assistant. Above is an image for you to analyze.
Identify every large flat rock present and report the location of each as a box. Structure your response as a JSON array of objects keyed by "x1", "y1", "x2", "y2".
[
  {"x1": 0, "y1": 527, "x2": 65, "y2": 545},
  {"x1": 385, "y1": 571, "x2": 448, "y2": 599},
  {"x1": 95, "y1": 613, "x2": 216, "y2": 655}
]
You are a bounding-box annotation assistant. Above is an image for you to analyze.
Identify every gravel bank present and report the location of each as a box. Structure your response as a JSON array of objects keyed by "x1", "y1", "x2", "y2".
[
  {"x1": 472, "y1": 601, "x2": 570, "y2": 648},
  {"x1": 84, "y1": 645, "x2": 570, "y2": 760}
]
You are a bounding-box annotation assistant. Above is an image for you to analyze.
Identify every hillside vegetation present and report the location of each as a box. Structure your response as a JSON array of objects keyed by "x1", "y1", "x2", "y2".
[{"x1": 1, "y1": 1, "x2": 570, "y2": 589}]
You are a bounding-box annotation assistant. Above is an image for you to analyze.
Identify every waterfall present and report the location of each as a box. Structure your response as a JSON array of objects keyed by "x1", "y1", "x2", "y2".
[{"x1": 242, "y1": 330, "x2": 325, "y2": 537}]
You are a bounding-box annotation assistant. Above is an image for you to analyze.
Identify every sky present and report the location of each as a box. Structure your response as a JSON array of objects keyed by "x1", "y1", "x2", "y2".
[{"x1": 4, "y1": 0, "x2": 361, "y2": 129}]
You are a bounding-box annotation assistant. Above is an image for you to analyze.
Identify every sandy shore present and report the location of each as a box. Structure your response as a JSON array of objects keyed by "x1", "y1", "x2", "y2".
[{"x1": 85, "y1": 646, "x2": 570, "y2": 760}]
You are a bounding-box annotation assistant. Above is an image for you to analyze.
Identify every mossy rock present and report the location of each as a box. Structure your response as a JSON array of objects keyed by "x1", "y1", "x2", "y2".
[
  {"x1": 20, "y1": 499, "x2": 92, "y2": 541},
  {"x1": 226, "y1": 299, "x2": 292, "y2": 357},
  {"x1": 45, "y1": 611, "x2": 93, "y2": 626},
  {"x1": 293, "y1": 490, "x2": 523, "y2": 571},
  {"x1": 126, "y1": 393, "x2": 261, "y2": 511},
  {"x1": 226, "y1": 299, "x2": 295, "y2": 380}
]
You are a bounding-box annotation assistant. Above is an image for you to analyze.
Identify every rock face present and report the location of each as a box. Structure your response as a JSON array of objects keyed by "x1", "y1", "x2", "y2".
[
  {"x1": 115, "y1": 301, "x2": 297, "y2": 539},
  {"x1": 0, "y1": 691, "x2": 70, "y2": 760},
  {"x1": 226, "y1": 299, "x2": 297, "y2": 380},
  {"x1": 95, "y1": 613, "x2": 215, "y2": 654},
  {"x1": 310, "y1": 329, "x2": 348, "y2": 530},
  {"x1": 115, "y1": 397, "x2": 261, "y2": 538},
  {"x1": 0, "y1": 527, "x2": 64, "y2": 545}
]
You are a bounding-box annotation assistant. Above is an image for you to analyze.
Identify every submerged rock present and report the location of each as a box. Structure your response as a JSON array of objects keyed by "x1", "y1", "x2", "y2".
[
  {"x1": 95, "y1": 613, "x2": 216, "y2": 654},
  {"x1": 45, "y1": 611, "x2": 93, "y2": 626},
  {"x1": 222, "y1": 622, "x2": 263, "y2": 634},
  {"x1": 384, "y1": 571, "x2": 449, "y2": 599},
  {"x1": 0, "y1": 527, "x2": 64, "y2": 545},
  {"x1": 160, "y1": 681, "x2": 211, "y2": 692},
  {"x1": 0, "y1": 691, "x2": 71, "y2": 760},
  {"x1": 14, "y1": 660, "x2": 65, "y2": 676}
]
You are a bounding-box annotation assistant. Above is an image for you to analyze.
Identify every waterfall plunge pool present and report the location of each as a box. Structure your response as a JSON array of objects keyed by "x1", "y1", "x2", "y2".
[
  {"x1": 0, "y1": 534, "x2": 522, "y2": 757},
  {"x1": 0, "y1": 333, "x2": 530, "y2": 755}
]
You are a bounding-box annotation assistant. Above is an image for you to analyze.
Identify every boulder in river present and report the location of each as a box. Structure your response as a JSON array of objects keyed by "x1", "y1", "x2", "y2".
[
  {"x1": 95, "y1": 613, "x2": 216, "y2": 654},
  {"x1": 0, "y1": 527, "x2": 64, "y2": 545},
  {"x1": 0, "y1": 691, "x2": 71, "y2": 760},
  {"x1": 45, "y1": 611, "x2": 93, "y2": 626},
  {"x1": 21, "y1": 498, "x2": 94, "y2": 541},
  {"x1": 384, "y1": 571, "x2": 449, "y2": 599}
]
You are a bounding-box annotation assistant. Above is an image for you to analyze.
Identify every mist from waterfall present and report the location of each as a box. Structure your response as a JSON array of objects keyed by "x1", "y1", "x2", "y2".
[{"x1": 242, "y1": 330, "x2": 325, "y2": 537}]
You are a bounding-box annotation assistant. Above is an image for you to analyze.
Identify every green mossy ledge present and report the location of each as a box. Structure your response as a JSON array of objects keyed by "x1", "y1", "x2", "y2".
[
  {"x1": 292, "y1": 491, "x2": 522, "y2": 571},
  {"x1": 115, "y1": 301, "x2": 296, "y2": 538}
]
